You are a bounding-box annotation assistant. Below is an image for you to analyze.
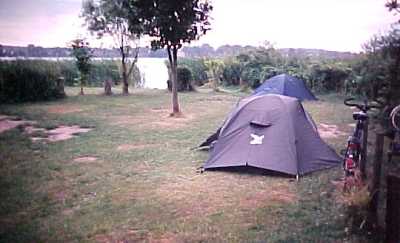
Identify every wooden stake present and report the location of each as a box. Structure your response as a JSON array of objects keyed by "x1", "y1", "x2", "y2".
[
  {"x1": 386, "y1": 174, "x2": 400, "y2": 243},
  {"x1": 368, "y1": 132, "x2": 384, "y2": 225}
]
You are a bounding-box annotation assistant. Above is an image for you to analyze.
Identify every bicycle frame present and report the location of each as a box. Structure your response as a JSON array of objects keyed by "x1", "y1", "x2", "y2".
[
  {"x1": 343, "y1": 112, "x2": 367, "y2": 177},
  {"x1": 342, "y1": 98, "x2": 378, "y2": 192}
]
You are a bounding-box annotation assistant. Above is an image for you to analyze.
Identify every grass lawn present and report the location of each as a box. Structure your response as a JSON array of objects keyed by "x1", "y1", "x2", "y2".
[{"x1": 0, "y1": 87, "x2": 370, "y2": 242}]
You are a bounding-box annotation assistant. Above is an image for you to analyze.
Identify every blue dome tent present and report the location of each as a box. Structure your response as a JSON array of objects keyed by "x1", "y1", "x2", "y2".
[{"x1": 253, "y1": 74, "x2": 317, "y2": 101}]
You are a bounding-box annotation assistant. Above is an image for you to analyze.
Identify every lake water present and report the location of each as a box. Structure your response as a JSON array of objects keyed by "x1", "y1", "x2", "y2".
[
  {"x1": 0, "y1": 57, "x2": 169, "y2": 89},
  {"x1": 136, "y1": 58, "x2": 168, "y2": 89}
]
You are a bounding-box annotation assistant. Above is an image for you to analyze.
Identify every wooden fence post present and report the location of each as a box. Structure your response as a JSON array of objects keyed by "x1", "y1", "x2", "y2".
[
  {"x1": 386, "y1": 174, "x2": 400, "y2": 243},
  {"x1": 368, "y1": 132, "x2": 384, "y2": 225},
  {"x1": 360, "y1": 119, "x2": 369, "y2": 180}
]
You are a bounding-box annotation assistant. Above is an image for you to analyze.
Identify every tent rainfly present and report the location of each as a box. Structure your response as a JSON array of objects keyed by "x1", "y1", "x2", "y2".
[
  {"x1": 253, "y1": 74, "x2": 317, "y2": 101},
  {"x1": 203, "y1": 94, "x2": 340, "y2": 176}
]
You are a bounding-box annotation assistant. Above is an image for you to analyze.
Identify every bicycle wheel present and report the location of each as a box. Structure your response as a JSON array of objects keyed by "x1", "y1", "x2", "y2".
[
  {"x1": 390, "y1": 105, "x2": 400, "y2": 130},
  {"x1": 343, "y1": 170, "x2": 363, "y2": 193}
]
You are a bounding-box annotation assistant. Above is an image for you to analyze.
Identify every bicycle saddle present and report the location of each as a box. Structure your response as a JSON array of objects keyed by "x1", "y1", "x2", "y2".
[{"x1": 353, "y1": 111, "x2": 368, "y2": 121}]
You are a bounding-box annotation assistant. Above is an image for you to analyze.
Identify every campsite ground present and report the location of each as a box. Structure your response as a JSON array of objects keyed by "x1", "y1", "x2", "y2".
[{"x1": 0, "y1": 87, "x2": 370, "y2": 242}]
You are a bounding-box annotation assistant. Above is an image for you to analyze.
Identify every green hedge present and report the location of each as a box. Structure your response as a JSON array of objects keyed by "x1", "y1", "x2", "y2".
[
  {"x1": 0, "y1": 60, "x2": 65, "y2": 103},
  {"x1": 0, "y1": 59, "x2": 144, "y2": 103},
  {"x1": 58, "y1": 60, "x2": 121, "y2": 87}
]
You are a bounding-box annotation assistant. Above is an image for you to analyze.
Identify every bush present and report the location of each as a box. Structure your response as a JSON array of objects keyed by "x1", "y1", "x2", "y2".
[
  {"x1": 57, "y1": 61, "x2": 79, "y2": 86},
  {"x1": 89, "y1": 61, "x2": 120, "y2": 86},
  {"x1": 0, "y1": 60, "x2": 65, "y2": 103},
  {"x1": 222, "y1": 61, "x2": 241, "y2": 86},
  {"x1": 178, "y1": 58, "x2": 208, "y2": 86},
  {"x1": 242, "y1": 67, "x2": 262, "y2": 89},
  {"x1": 167, "y1": 67, "x2": 194, "y2": 92}
]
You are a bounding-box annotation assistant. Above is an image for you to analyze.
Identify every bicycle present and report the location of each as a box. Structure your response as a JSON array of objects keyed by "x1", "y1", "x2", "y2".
[
  {"x1": 342, "y1": 98, "x2": 380, "y2": 192},
  {"x1": 388, "y1": 104, "x2": 400, "y2": 163}
]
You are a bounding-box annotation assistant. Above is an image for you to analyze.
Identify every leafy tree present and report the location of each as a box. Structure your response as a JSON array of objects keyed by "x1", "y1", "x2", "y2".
[
  {"x1": 82, "y1": 0, "x2": 142, "y2": 95},
  {"x1": 221, "y1": 58, "x2": 242, "y2": 86},
  {"x1": 235, "y1": 53, "x2": 251, "y2": 87},
  {"x1": 386, "y1": 0, "x2": 400, "y2": 17},
  {"x1": 129, "y1": 0, "x2": 213, "y2": 116},
  {"x1": 351, "y1": 25, "x2": 400, "y2": 128},
  {"x1": 233, "y1": 46, "x2": 283, "y2": 88},
  {"x1": 241, "y1": 67, "x2": 262, "y2": 89},
  {"x1": 70, "y1": 39, "x2": 92, "y2": 95},
  {"x1": 204, "y1": 59, "x2": 224, "y2": 91}
]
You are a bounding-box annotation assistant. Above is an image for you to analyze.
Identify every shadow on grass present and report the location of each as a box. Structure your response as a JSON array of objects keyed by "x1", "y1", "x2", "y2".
[{"x1": 205, "y1": 166, "x2": 296, "y2": 179}]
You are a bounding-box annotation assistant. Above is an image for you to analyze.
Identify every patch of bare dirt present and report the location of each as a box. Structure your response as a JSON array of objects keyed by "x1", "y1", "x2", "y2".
[
  {"x1": 117, "y1": 143, "x2": 159, "y2": 151},
  {"x1": 32, "y1": 125, "x2": 92, "y2": 142},
  {"x1": 196, "y1": 97, "x2": 231, "y2": 103},
  {"x1": 348, "y1": 123, "x2": 356, "y2": 128},
  {"x1": 46, "y1": 105, "x2": 83, "y2": 114},
  {"x1": 0, "y1": 114, "x2": 92, "y2": 142},
  {"x1": 24, "y1": 125, "x2": 46, "y2": 134},
  {"x1": 318, "y1": 123, "x2": 347, "y2": 138},
  {"x1": 73, "y1": 156, "x2": 98, "y2": 163},
  {"x1": 0, "y1": 116, "x2": 36, "y2": 134}
]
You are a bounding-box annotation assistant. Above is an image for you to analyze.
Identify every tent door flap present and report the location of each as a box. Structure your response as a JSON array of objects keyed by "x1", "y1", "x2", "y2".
[{"x1": 250, "y1": 119, "x2": 272, "y2": 128}]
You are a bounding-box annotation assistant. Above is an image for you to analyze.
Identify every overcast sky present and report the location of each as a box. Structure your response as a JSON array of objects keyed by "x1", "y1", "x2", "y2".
[{"x1": 0, "y1": 0, "x2": 398, "y2": 52}]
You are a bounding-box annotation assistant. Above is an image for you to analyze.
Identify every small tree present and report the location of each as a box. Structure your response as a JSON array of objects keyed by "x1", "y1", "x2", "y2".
[
  {"x1": 82, "y1": 0, "x2": 142, "y2": 95},
  {"x1": 204, "y1": 59, "x2": 224, "y2": 91},
  {"x1": 70, "y1": 39, "x2": 92, "y2": 95},
  {"x1": 130, "y1": 0, "x2": 212, "y2": 116}
]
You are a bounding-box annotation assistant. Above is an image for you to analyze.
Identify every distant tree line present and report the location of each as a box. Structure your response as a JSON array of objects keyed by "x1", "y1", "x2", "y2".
[
  {"x1": 0, "y1": 44, "x2": 357, "y2": 60},
  {"x1": 0, "y1": 44, "x2": 166, "y2": 58}
]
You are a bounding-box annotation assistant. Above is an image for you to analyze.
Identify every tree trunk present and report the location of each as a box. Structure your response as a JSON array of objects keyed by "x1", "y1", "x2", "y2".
[
  {"x1": 104, "y1": 80, "x2": 113, "y2": 96},
  {"x1": 168, "y1": 46, "x2": 181, "y2": 116},
  {"x1": 212, "y1": 70, "x2": 218, "y2": 91},
  {"x1": 121, "y1": 48, "x2": 129, "y2": 95},
  {"x1": 122, "y1": 66, "x2": 129, "y2": 94},
  {"x1": 80, "y1": 75, "x2": 85, "y2": 95},
  {"x1": 239, "y1": 75, "x2": 246, "y2": 88}
]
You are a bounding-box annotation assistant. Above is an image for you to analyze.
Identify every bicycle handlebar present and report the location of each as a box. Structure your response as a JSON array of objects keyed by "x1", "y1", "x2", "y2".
[
  {"x1": 344, "y1": 97, "x2": 382, "y2": 112},
  {"x1": 343, "y1": 98, "x2": 358, "y2": 107}
]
